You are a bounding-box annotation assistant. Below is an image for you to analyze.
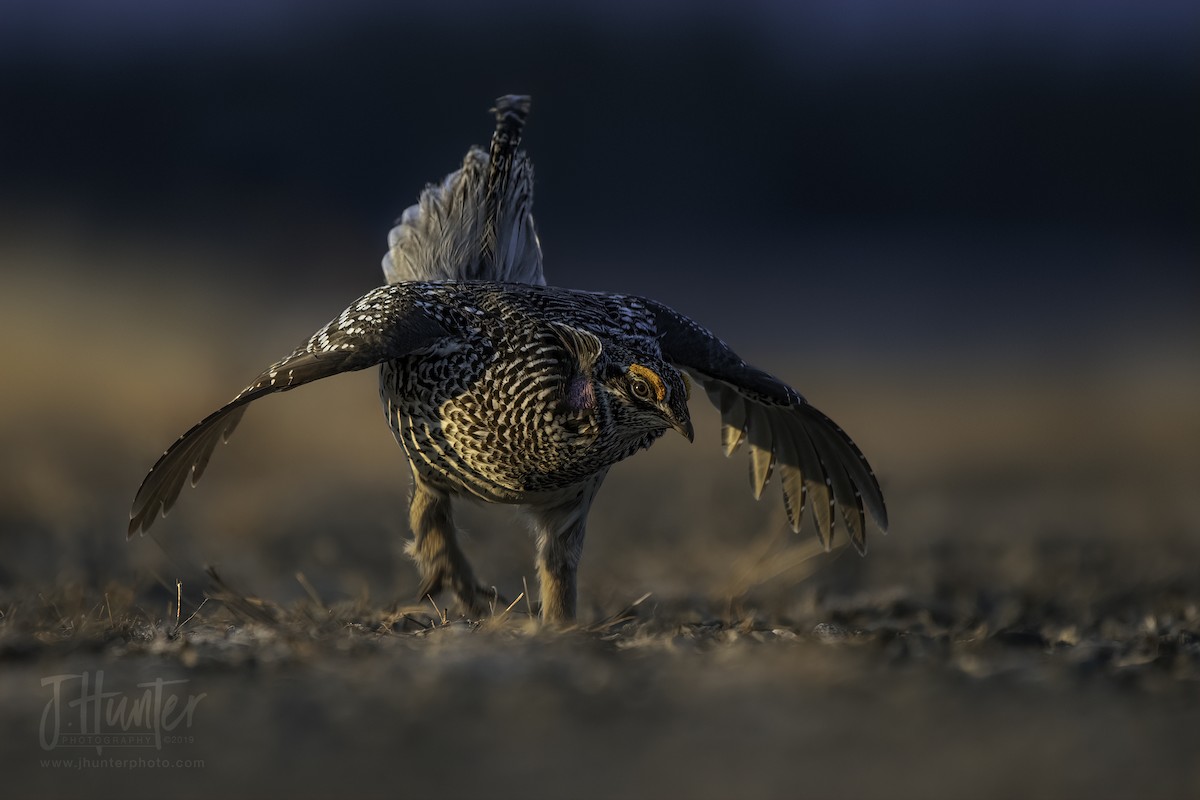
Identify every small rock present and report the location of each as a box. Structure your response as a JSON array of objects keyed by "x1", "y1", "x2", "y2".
[{"x1": 813, "y1": 622, "x2": 850, "y2": 642}]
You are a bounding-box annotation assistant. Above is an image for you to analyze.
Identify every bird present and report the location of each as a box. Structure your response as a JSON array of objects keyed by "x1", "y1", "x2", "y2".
[{"x1": 129, "y1": 95, "x2": 888, "y2": 622}]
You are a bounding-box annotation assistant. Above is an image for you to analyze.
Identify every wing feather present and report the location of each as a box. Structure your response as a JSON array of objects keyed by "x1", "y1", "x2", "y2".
[
  {"x1": 775, "y1": 429, "x2": 808, "y2": 532},
  {"x1": 128, "y1": 286, "x2": 448, "y2": 537},
  {"x1": 709, "y1": 384, "x2": 747, "y2": 456},
  {"x1": 745, "y1": 403, "x2": 775, "y2": 500},
  {"x1": 777, "y1": 412, "x2": 836, "y2": 549},
  {"x1": 650, "y1": 301, "x2": 887, "y2": 552},
  {"x1": 795, "y1": 413, "x2": 867, "y2": 551},
  {"x1": 779, "y1": 463, "x2": 807, "y2": 533}
]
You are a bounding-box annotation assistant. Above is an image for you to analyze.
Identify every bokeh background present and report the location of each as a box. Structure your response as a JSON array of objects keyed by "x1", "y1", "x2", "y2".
[{"x1": 2, "y1": 2, "x2": 1198, "y2": 798}]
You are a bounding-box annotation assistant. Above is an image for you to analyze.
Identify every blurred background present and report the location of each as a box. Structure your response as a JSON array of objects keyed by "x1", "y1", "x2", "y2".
[
  {"x1": 3, "y1": 2, "x2": 1200, "y2": 798},
  {"x1": 1, "y1": 0, "x2": 1196, "y2": 596}
]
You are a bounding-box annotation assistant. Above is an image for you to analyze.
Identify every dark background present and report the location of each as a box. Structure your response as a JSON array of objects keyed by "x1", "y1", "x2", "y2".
[
  {"x1": 2, "y1": 3, "x2": 1199, "y2": 798},
  {"x1": 2, "y1": 0, "x2": 1196, "y2": 352}
]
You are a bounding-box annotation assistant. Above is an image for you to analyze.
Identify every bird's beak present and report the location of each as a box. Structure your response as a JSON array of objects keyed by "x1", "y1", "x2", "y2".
[{"x1": 670, "y1": 415, "x2": 695, "y2": 443}]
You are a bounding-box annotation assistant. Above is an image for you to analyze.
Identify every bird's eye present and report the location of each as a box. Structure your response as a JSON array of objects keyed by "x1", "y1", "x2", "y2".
[{"x1": 630, "y1": 377, "x2": 652, "y2": 400}]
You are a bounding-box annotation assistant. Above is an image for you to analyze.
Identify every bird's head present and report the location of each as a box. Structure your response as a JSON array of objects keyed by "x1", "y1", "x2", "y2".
[
  {"x1": 550, "y1": 322, "x2": 692, "y2": 443},
  {"x1": 600, "y1": 352, "x2": 694, "y2": 443}
]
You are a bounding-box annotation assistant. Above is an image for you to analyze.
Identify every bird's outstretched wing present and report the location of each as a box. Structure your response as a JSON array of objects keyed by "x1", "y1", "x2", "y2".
[
  {"x1": 128, "y1": 286, "x2": 448, "y2": 537},
  {"x1": 647, "y1": 301, "x2": 888, "y2": 553},
  {"x1": 382, "y1": 94, "x2": 544, "y2": 286}
]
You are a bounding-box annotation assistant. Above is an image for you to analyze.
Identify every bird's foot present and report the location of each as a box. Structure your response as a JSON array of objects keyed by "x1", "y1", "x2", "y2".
[{"x1": 416, "y1": 568, "x2": 506, "y2": 619}]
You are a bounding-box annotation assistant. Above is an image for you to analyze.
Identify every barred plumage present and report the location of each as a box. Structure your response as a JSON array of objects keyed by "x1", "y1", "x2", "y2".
[{"x1": 129, "y1": 95, "x2": 887, "y2": 622}]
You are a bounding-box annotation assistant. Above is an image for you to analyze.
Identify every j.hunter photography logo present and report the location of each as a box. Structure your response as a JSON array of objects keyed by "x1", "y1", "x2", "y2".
[{"x1": 40, "y1": 671, "x2": 206, "y2": 753}]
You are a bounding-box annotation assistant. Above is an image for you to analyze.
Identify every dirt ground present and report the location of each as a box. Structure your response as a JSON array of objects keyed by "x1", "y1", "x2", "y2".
[{"x1": 2, "y1": 248, "x2": 1199, "y2": 799}]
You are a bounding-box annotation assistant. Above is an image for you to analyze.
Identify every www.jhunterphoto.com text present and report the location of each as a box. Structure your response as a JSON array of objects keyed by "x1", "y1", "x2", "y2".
[{"x1": 40, "y1": 756, "x2": 205, "y2": 770}]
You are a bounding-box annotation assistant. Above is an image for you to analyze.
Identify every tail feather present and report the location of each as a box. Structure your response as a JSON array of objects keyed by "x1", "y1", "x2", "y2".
[
  {"x1": 382, "y1": 94, "x2": 544, "y2": 286},
  {"x1": 481, "y1": 94, "x2": 530, "y2": 271}
]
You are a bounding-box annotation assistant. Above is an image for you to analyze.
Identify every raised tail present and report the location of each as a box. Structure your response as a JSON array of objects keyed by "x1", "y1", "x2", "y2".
[{"x1": 382, "y1": 94, "x2": 544, "y2": 286}]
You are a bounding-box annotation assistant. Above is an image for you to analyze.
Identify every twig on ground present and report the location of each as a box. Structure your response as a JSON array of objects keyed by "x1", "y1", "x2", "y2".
[
  {"x1": 522, "y1": 577, "x2": 535, "y2": 621},
  {"x1": 295, "y1": 572, "x2": 326, "y2": 611}
]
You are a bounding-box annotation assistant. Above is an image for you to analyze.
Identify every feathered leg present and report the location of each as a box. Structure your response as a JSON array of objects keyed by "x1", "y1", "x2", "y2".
[
  {"x1": 528, "y1": 474, "x2": 606, "y2": 623},
  {"x1": 406, "y1": 471, "x2": 497, "y2": 617}
]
